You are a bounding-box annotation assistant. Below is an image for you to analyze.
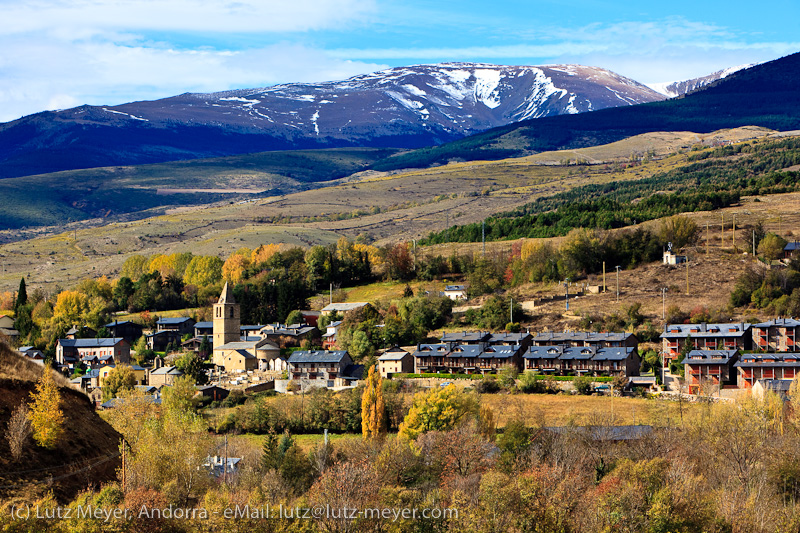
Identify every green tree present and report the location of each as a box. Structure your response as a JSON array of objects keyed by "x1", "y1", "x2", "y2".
[
  {"x1": 28, "y1": 367, "x2": 65, "y2": 449},
  {"x1": 399, "y1": 384, "x2": 479, "y2": 440},
  {"x1": 183, "y1": 256, "x2": 224, "y2": 287},
  {"x1": 758, "y1": 232, "x2": 789, "y2": 260},
  {"x1": 285, "y1": 309, "x2": 304, "y2": 326},
  {"x1": 162, "y1": 375, "x2": 197, "y2": 414},
  {"x1": 361, "y1": 366, "x2": 386, "y2": 441},
  {"x1": 14, "y1": 277, "x2": 27, "y2": 311},
  {"x1": 175, "y1": 351, "x2": 207, "y2": 385},
  {"x1": 113, "y1": 277, "x2": 135, "y2": 310},
  {"x1": 573, "y1": 375, "x2": 593, "y2": 394},
  {"x1": 102, "y1": 365, "x2": 136, "y2": 402},
  {"x1": 658, "y1": 215, "x2": 699, "y2": 249}
]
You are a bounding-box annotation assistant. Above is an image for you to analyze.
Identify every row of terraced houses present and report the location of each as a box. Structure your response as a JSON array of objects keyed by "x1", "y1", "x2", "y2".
[
  {"x1": 407, "y1": 330, "x2": 641, "y2": 377},
  {"x1": 661, "y1": 318, "x2": 800, "y2": 393}
]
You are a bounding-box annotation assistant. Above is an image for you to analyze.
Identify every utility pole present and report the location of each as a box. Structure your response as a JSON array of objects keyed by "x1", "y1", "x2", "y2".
[
  {"x1": 482, "y1": 220, "x2": 486, "y2": 257},
  {"x1": 706, "y1": 222, "x2": 709, "y2": 255},
  {"x1": 602, "y1": 262, "x2": 606, "y2": 293},
  {"x1": 732, "y1": 214, "x2": 736, "y2": 250},
  {"x1": 686, "y1": 259, "x2": 690, "y2": 296},
  {"x1": 564, "y1": 279, "x2": 570, "y2": 311},
  {"x1": 121, "y1": 439, "x2": 127, "y2": 493},
  {"x1": 721, "y1": 213, "x2": 724, "y2": 242},
  {"x1": 223, "y1": 434, "x2": 228, "y2": 485},
  {"x1": 615, "y1": 266, "x2": 621, "y2": 303},
  {"x1": 510, "y1": 297, "x2": 514, "y2": 323},
  {"x1": 661, "y1": 287, "x2": 668, "y2": 320},
  {"x1": 329, "y1": 283, "x2": 333, "y2": 306},
  {"x1": 753, "y1": 230, "x2": 756, "y2": 257}
]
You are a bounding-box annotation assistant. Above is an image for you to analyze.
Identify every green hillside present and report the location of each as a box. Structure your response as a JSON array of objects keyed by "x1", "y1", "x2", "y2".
[{"x1": 0, "y1": 147, "x2": 401, "y2": 229}]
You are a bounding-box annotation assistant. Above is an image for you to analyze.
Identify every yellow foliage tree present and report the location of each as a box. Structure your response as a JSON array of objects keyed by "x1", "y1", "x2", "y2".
[
  {"x1": 251, "y1": 243, "x2": 282, "y2": 266},
  {"x1": 120, "y1": 254, "x2": 148, "y2": 281},
  {"x1": 361, "y1": 366, "x2": 385, "y2": 441},
  {"x1": 399, "y1": 384, "x2": 479, "y2": 440},
  {"x1": 28, "y1": 367, "x2": 65, "y2": 449},
  {"x1": 52, "y1": 290, "x2": 88, "y2": 326},
  {"x1": 147, "y1": 254, "x2": 178, "y2": 278},
  {"x1": 183, "y1": 256, "x2": 224, "y2": 287},
  {"x1": 352, "y1": 243, "x2": 383, "y2": 269},
  {"x1": 102, "y1": 365, "x2": 137, "y2": 402},
  {"x1": 0, "y1": 291, "x2": 14, "y2": 311},
  {"x1": 221, "y1": 249, "x2": 251, "y2": 284}
]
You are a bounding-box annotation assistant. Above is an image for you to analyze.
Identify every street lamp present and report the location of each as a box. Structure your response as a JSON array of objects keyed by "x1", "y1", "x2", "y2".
[
  {"x1": 564, "y1": 278, "x2": 570, "y2": 311},
  {"x1": 615, "y1": 266, "x2": 621, "y2": 303}
]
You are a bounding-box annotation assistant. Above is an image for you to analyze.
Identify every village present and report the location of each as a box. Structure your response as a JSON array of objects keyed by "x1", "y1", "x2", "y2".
[{"x1": 7, "y1": 265, "x2": 800, "y2": 410}]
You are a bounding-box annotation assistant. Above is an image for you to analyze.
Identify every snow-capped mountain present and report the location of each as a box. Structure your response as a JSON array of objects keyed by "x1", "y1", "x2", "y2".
[
  {"x1": 0, "y1": 63, "x2": 664, "y2": 178},
  {"x1": 122, "y1": 63, "x2": 665, "y2": 139},
  {"x1": 649, "y1": 64, "x2": 756, "y2": 98}
]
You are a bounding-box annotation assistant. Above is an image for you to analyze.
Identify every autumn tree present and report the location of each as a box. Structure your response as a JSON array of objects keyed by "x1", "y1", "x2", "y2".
[
  {"x1": 658, "y1": 214, "x2": 699, "y2": 249},
  {"x1": 52, "y1": 290, "x2": 88, "y2": 326},
  {"x1": 162, "y1": 375, "x2": 198, "y2": 414},
  {"x1": 758, "y1": 233, "x2": 789, "y2": 261},
  {"x1": 102, "y1": 365, "x2": 137, "y2": 402},
  {"x1": 361, "y1": 366, "x2": 386, "y2": 441},
  {"x1": 383, "y1": 242, "x2": 414, "y2": 281},
  {"x1": 221, "y1": 249, "x2": 251, "y2": 284},
  {"x1": 399, "y1": 384, "x2": 480, "y2": 440},
  {"x1": 6, "y1": 403, "x2": 32, "y2": 460},
  {"x1": 28, "y1": 367, "x2": 65, "y2": 449},
  {"x1": 183, "y1": 255, "x2": 224, "y2": 287},
  {"x1": 120, "y1": 255, "x2": 148, "y2": 281},
  {"x1": 251, "y1": 243, "x2": 282, "y2": 266}
]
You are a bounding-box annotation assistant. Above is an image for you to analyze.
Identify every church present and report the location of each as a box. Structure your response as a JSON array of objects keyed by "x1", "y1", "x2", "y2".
[{"x1": 212, "y1": 283, "x2": 280, "y2": 372}]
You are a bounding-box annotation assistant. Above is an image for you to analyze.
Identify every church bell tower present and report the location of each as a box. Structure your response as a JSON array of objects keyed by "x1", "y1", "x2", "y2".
[{"x1": 213, "y1": 282, "x2": 240, "y2": 348}]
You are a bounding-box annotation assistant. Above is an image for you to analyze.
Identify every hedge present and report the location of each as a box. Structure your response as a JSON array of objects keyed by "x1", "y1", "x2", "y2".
[{"x1": 393, "y1": 373, "x2": 615, "y2": 382}]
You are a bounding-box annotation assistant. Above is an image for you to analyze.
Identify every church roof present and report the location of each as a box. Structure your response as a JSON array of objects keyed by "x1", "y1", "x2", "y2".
[{"x1": 218, "y1": 282, "x2": 236, "y2": 305}]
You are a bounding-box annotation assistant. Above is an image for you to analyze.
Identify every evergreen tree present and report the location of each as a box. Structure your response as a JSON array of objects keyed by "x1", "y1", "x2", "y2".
[{"x1": 14, "y1": 277, "x2": 27, "y2": 310}]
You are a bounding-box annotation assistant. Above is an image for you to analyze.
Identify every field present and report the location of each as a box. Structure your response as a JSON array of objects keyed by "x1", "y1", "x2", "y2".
[
  {"x1": 479, "y1": 393, "x2": 694, "y2": 428},
  {"x1": 0, "y1": 126, "x2": 794, "y2": 296}
]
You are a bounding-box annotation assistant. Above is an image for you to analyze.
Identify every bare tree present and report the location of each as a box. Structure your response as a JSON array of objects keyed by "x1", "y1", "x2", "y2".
[{"x1": 7, "y1": 403, "x2": 32, "y2": 461}]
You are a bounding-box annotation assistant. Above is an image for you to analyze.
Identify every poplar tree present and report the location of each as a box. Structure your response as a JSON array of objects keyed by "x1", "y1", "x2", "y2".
[
  {"x1": 361, "y1": 365, "x2": 385, "y2": 441},
  {"x1": 28, "y1": 367, "x2": 65, "y2": 449}
]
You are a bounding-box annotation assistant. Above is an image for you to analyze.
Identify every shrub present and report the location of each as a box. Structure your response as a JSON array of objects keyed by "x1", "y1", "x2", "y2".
[{"x1": 573, "y1": 375, "x2": 593, "y2": 395}]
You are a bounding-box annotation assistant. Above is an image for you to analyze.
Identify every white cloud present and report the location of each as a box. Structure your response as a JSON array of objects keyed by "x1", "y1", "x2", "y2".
[
  {"x1": 328, "y1": 18, "x2": 799, "y2": 85},
  {"x1": 0, "y1": 40, "x2": 386, "y2": 122},
  {"x1": 0, "y1": 0, "x2": 377, "y2": 35},
  {"x1": 0, "y1": 0, "x2": 382, "y2": 121}
]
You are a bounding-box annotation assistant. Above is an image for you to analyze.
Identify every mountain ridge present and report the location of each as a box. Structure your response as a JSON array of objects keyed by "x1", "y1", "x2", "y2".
[
  {"x1": 370, "y1": 52, "x2": 800, "y2": 171},
  {"x1": 0, "y1": 62, "x2": 664, "y2": 179}
]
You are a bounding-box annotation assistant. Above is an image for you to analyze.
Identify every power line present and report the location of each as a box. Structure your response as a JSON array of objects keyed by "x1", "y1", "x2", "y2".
[{"x1": 0, "y1": 451, "x2": 120, "y2": 478}]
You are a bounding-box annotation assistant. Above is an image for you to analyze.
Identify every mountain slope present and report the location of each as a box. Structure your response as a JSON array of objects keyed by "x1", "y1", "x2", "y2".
[
  {"x1": 0, "y1": 343, "x2": 121, "y2": 503},
  {"x1": 371, "y1": 52, "x2": 800, "y2": 171},
  {"x1": 648, "y1": 64, "x2": 755, "y2": 97},
  {"x1": 0, "y1": 63, "x2": 663, "y2": 179}
]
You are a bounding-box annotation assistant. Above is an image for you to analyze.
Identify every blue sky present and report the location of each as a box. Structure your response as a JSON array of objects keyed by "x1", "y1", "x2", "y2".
[{"x1": 1, "y1": 0, "x2": 798, "y2": 122}]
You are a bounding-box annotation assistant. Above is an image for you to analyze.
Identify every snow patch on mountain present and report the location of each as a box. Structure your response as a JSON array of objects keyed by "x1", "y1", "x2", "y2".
[{"x1": 473, "y1": 69, "x2": 502, "y2": 109}]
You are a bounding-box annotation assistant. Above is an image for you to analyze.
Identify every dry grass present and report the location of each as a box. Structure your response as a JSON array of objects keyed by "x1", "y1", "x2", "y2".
[
  {"x1": 0, "y1": 341, "x2": 72, "y2": 388},
  {"x1": 480, "y1": 393, "x2": 693, "y2": 428},
  {"x1": 0, "y1": 126, "x2": 791, "y2": 294}
]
